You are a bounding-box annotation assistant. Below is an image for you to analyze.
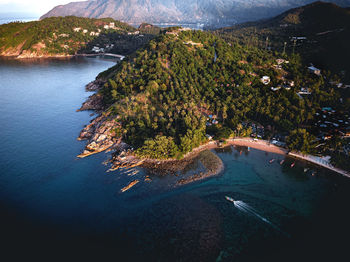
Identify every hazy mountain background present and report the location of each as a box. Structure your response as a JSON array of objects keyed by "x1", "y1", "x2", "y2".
[{"x1": 40, "y1": 0, "x2": 350, "y2": 26}]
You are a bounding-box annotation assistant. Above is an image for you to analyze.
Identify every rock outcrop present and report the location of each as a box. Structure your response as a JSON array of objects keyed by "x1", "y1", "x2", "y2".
[
  {"x1": 85, "y1": 80, "x2": 104, "y2": 91},
  {"x1": 77, "y1": 113, "x2": 121, "y2": 158},
  {"x1": 77, "y1": 93, "x2": 104, "y2": 111}
]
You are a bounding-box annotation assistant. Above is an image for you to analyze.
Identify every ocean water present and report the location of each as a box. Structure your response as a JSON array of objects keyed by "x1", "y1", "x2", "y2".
[
  {"x1": 0, "y1": 57, "x2": 350, "y2": 261},
  {"x1": 0, "y1": 13, "x2": 38, "y2": 25}
]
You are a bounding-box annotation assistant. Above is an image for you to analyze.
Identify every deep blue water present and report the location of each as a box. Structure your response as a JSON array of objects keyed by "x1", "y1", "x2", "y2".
[{"x1": 1, "y1": 57, "x2": 350, "y2": 261}]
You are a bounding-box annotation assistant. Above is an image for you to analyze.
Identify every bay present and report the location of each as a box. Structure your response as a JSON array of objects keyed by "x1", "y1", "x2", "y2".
[{"x1": 0, "y1": 57, "x2": 349, "y2": 261}]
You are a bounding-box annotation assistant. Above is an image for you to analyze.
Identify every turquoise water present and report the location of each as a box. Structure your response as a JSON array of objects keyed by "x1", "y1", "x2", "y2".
[{"x1": 0, "y1": 57, "x2": 350, "y2": 261}]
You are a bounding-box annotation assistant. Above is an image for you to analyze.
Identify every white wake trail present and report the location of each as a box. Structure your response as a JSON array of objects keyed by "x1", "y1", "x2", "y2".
[{"x1": 232, "y1": 200, "x2": 290, "y2": 237}]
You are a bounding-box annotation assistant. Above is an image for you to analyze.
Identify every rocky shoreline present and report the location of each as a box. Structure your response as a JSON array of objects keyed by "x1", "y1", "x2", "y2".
[
  {"x1": 76, "y1": 78, "x2": 121, "y2": 158},
  {"x1": 77, "y1": 86, "x2": 225, "y2": 185}
]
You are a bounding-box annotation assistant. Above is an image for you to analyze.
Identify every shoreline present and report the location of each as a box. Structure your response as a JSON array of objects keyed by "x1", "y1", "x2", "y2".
[
  {"x1": 138, "y1": 137, "x2": 349, "y2": 180},
  {"x1": 0, "y1": 53, "x2": 124, "y2": 60}
]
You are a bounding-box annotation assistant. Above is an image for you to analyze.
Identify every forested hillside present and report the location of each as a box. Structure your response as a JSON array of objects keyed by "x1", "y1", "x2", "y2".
[
  {"x1": 214, "y1": 1, "x2": 350, "y2": 82},
  {"x1": 95, "y1": 28, "x2": 344, "y2": 159},
  {"x1": 0, "y1": 16, "x2": 135, "y2": 58}
]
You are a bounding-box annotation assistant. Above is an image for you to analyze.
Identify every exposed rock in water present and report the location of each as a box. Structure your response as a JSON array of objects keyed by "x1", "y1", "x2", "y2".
[
  {"x1": 176, "y1": 150, "x2": 224, "y2": 186},
  {"x1": 77, "y1": 112, "x2": 121, "y2": 158},
  {"x1": 77, "y1": 93, "x2": 104, "y2": 111},
  {"x1": 121, "y1": 180, "x2": 139, "y2": 193}
]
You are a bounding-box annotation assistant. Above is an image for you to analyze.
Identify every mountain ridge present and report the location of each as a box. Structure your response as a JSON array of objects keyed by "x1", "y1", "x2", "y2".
[{"x1": 41, "y1": 0, "x2": 350, "y2": 27}]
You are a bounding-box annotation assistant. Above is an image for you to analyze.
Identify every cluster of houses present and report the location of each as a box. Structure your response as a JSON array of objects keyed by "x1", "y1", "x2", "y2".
[
  {"x1": 314, "y1": 107, "x2": 350, "y2": 140},
  {"x1": 91, "y1": 44, "x2": 114, "y2": 53},
  {"x1": 206, "y1": 114, "x2": 219, "y2": 126},
  {"x1": 103, "y1": 22, "x2": 116, "y2": 30},
  {"x1": 73, "y1": 27, "x2": 102, "y2": 36},
  {"x1": 242, "y1": 122, "x2": 265, "y2": 139},
  {"x1": 128, "y1": 31, "x2": 140, "y2": 35},
  {"x1": 72, "y1": 22, "x2": 120, "y2": 36}
]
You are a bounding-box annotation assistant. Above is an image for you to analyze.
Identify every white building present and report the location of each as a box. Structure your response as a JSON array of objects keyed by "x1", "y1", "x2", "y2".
[
  {"x1": 73, "y1": 27, "x2": 81, "y2": 32},
  {"x1": 308, "y1": 66, "x2": 321, "y2": 76},
  {"x1": 261, "y1": 76, "x2": 271, "y2": 85},
  {"x1": 82, "y1": 29, "x2": 88, "y2": 34}
]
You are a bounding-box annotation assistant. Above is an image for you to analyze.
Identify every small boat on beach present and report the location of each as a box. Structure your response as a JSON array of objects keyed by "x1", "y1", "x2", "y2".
[
  {"x1": 280, "y1": 160, "x2": 285, "y2": 165},
  {"x1": 225, "y1": 196, "x2": 235, "y2": 203},
  {"x1": 269, "y1": 159, "x2": 275, "y2": 163},
  {"x1": 304, "y1": 168, "x2": 309, "y2": 173},
  {"x1": 291, "y1": 162, "x2": 295, "y2": 168}
]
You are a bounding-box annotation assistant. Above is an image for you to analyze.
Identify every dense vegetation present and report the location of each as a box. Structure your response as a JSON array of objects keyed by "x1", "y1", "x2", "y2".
[
  {"x1": 97, "y1": 29, "x2": 342, "y2": 159},
  {"x1": 0, "y1": 16, "x2": 135, "y2": 56},
  {"x1": 80, "y1": 24, "x2": 161, "y2": 55}
]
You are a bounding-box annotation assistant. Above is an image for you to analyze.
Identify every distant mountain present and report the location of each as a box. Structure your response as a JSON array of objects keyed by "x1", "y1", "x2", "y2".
[
  {"x1": 215, "y1": 1, "x2": 350, "y2": 81},
  {"x1": 40, "y1": 0, "x2": 350, "y2": 27}
]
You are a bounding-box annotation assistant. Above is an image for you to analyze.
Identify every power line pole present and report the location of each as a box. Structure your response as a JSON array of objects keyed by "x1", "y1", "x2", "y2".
[
  {"x1": 292, "y1": 39, "x2": 296, "y2": 54},
  {"x1": 283, "y1": 41, "x2": 287, "y2": 55},
  {"x1": 265, "y1": 36, "x2": 269, "y2": 50}
]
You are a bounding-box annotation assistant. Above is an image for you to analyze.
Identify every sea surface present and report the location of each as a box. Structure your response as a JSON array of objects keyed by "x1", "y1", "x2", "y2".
[
  {"x1": 0, "y1": 57, "x2": 350, "y2": 261},
  {"x1": 0, "y1": 13, "x2": 38, "y2": 25}
]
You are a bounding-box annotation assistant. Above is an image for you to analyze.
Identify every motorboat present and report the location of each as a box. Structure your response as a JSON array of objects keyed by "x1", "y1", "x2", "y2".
[
  {"x1": 225, "y1": 196, "x2": 235, "y2": 203},
  {"x1": 269, "y1": 159, "x2": 275, "y2": 163}
]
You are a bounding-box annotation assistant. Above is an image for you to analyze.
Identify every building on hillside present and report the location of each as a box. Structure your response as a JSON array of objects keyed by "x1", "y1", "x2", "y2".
[
  {"x1": 308, "y1": 66, "x2": 321, "y2": 76},
  {"x1": 298, "y1": 87, "x2": 312, "y2": 95},
  {"x1": 73, "y1": 27, "x2": 81, "y2": 32},
  {"x1": 291, "y1": 36, "x2": 307, "y2": 41},
  {"x1": 178, "y1": 28, "x2": 192, "y2": 32},
  {"x1": 82, "y1": 29, "x2": 88, "y2": 34},
  {"x1": 276, "y1": 59, "x2": 285, "y2": 65},
  {"x1": 261, "y1": 76, "x2": 270, "y2": 85},
  {"x1": 128, "y1": 31, "x2": 140, "y2": 35},
  {"x1": 271, "y1": 86, "x2": 281, "y2": 91}
]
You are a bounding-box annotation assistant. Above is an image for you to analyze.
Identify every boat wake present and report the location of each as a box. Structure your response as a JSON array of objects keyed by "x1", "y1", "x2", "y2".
[{"x1": 230, "y1": 199, "x2": 290, "y2": 237}]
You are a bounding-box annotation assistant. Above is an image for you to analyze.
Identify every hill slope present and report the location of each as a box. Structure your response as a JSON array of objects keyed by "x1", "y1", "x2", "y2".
[
  {"x1": 0, "y1": 16, "x2": 135, "y2": 58},
  {"x1": 40, "y1": 0, "x2": 350, "y2": 27},
  {"x1": 215, "y1": 1, "x2": 350, "y2": 80},
  {"x1": 79, "y1": 28, "x2": 346, "y2": 161}
]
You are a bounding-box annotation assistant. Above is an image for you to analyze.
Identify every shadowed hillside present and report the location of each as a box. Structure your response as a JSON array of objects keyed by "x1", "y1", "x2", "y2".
[{"x1": 215, "y1": 1, "x2": 350, "y2": 81}]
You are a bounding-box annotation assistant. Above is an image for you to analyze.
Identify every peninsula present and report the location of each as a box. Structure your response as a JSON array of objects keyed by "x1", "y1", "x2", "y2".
[
  {"x1": 77, "y1": 22, "x2": 349, "y2": 179},
  {"x1": 0, "y1": 17, "x2": 159, "y2": 58}
]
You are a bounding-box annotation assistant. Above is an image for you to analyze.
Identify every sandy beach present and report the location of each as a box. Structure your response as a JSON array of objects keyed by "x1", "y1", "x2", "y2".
[{"x1": 228, "y1": 138, "x2": 288, "y2": 155}]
